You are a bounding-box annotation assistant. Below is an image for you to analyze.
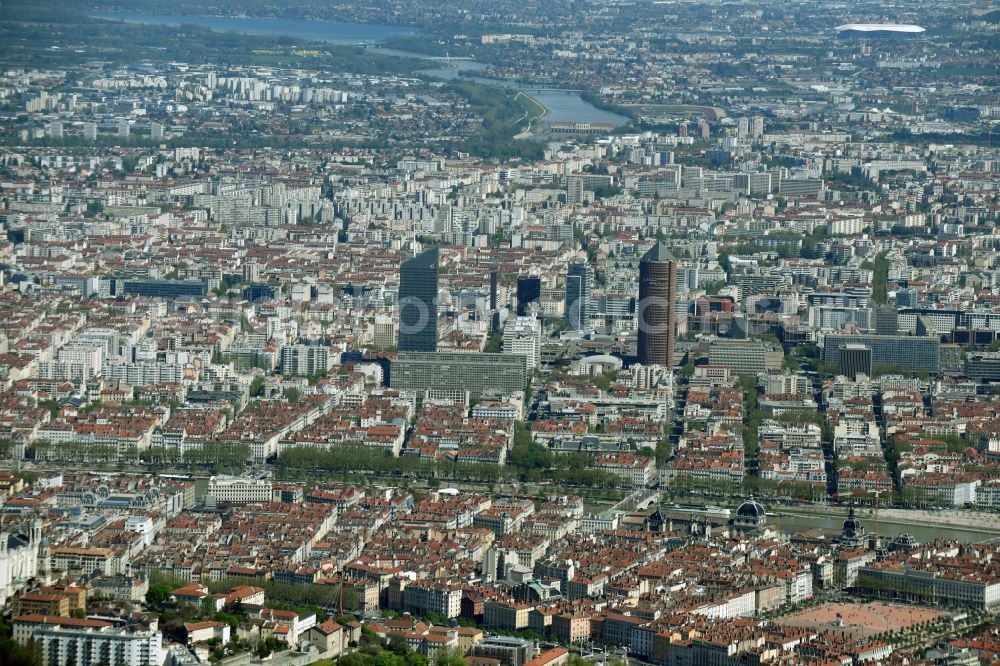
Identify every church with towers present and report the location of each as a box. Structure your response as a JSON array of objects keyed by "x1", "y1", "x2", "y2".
[{"x1": 0, "y1": 519, "x2": 48, "y2": 607}]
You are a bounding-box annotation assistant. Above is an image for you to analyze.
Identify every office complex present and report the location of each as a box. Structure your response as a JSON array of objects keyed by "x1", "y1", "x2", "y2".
[
  {"x1": 121, "y1": 279, "x2": 207, "y2": 299},
  {"x1": 567, "y1": 173, "x2": 613, "y2": 205},
  {"x1": 244, "y1": 284, "x2": 278, "y2": 302},
  {"x1": 874, "y1": 305, "x2": 899, "y2": 335},
  {"x1": 837, "y1": 344, "x2": 873, "y2": 379},
  {"x1": 279, "y1": 344, "x2": 334, "y2": 376},
  {"x1": 965, "y1": 352, "x2": 1000, "y2": 383},
  {"x1": 823, "y1": 333, "x2": 940, "y2": 375},
  {"x1": 565, "y1": 259, "x2": 592, "y2": 331},
  {"x1": 373, "y1": 315, "x2": 397, "y2": 349},
  {"x1": 13, "y1": 615, "x2": 163, "y2": 666},
  {"x1": 398, "y1": 247, "x2": 439, "y2": 352},
  {"x1": 708, "y1": 341, "x2": 784, "y2": 375},
  {"x1": 471, "y1": 637, "x2": 536, "y2": 666},
  {"x1": 390, "y1": 352, "x2": 528, "y2": 399},
  {"x1": 637, "y1": 242, "x2": 678, "y2": 367},
  {"x1": 516, "y1": 276, "x2": 541, "y2": 316}
]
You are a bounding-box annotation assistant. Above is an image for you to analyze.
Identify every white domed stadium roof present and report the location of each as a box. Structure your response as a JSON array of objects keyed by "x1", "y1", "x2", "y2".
[{"x1": 835, "y1": 23, "x2": 925, "y2": 33}]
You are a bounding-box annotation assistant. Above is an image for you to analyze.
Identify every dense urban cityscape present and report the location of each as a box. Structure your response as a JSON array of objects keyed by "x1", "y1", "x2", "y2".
[{"x1": 0, "y1": 0, "x2": 999, "y2": 664}]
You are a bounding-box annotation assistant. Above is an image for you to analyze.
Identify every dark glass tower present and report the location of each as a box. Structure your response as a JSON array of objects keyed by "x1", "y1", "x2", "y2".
[
  {"x1": 516, "y1": 276, "x2": 541, "y2": 316},
  {"x1": 837, "y1": 344, "x2": 872, "y2": 379},
  {"x1": 874, "y1": 305, "x2": 898, "y2": 335},
  {"x1": 398, "y1": 247, "x2": 439, "y2": 352},
  {"x1": 565, "y1": 259, "x2": 592, "y2": 331},
  {"x1": 637, "y1": 242, "x2": 677, "y2": 367},
  {"x1": 489, "y1": 270, "x2": 498, "y2": 310}
]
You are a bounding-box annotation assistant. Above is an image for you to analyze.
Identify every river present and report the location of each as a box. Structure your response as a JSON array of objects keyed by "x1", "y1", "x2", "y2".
[
  {"x1": 51, "y1": 467, "x2": 1000, "y2": 544},
  {"x1": 581, "y1": 499, "x2": 1000, "y2": 544},
  {"x1": 774, "y1": 510, "x2": 998, "y2": 545},
  {"x1": 90, "y1": 11, "x2": 629, "y2": 126},
  {"x1": 414, "y1": 57, "x2": 630, "y2": 125}
]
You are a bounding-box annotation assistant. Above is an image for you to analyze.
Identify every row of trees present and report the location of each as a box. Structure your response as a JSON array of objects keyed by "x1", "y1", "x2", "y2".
[
  {"x1": 277, "y1": 440, "x2": 623, "y2": 489},
  {"x1": 870, "y1": 251, "x2": 890, "y2": 305},
  {"x1": 205, "y1": 576, "x2": 360, "y2": 614},
  {"x1": 279, "y1": 444, "x2": 500, "y2": 483},
  {"x1": 666, "y1": 473, "x2": 743, "y2": 498},
  {"x1": 26, "y1": 440, "x2": 250, "y2": 473},
  {"x1": 30, "y1": 440, "x2": 120, "y2": 463},
  {"x1": 171, "y1": 441, "x2": 252, "y2": 473},
  {"x1": 738, "y1": 374, "x2": 762, "y2": 461},
  {"x1": 665, "y1": 472, "x2": 825, "y2": 501}
]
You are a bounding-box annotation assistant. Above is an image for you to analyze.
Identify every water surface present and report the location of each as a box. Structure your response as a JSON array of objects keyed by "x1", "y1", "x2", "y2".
[{"x1": 93, "y1": 12, "x2": 628, "y2": 126}]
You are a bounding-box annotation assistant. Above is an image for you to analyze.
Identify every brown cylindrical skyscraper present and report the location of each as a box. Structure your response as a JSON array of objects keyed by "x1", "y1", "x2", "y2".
[{"x1": 637, "y1": 241, "x2": 677, "y2": 367}]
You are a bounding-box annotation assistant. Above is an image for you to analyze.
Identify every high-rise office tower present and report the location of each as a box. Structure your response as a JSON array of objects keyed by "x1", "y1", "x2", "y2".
[
  {"x1": 837, "y1": 344, "x2": 872, "y2": 379},
  {"x1": 243, "y1": 260, "x2": 261, "y2": 283},
  {"x1": 737, "y1": 117, "x2": 750, "y2": 139},
  {"x1": 489, "y1": 270, "x2": 499, "y2": 311},
  {"x1": 565, "y1": 259, "x2": 592, "y2": 331},
  {"x1": 373, "y1": 316, "x2": 397, "y2": 349},
  {"x1": 567, "y1": 176, "x2": 584, "y2": 205},
  {"x1": 896, "y1": 288, "x2": 918, "y2": 308},
  {"x1": 503, "y1": 316, "x2": 543, "y2": 370},
  {"x1": 489, "y1": 269, "x2": 501, "y2": 333},
  {"x1": 516, "y1": 276, "x2": 541, "y2": 316},
  {"x1": 398, "y1": 247, "x2": 439, "y2": 352},
  {"x1": 637, "y1": 242, "x2": 678, "y2": 367},
  {"x1": 874, "y1": 305, "x2": 899, "y2": 335}
]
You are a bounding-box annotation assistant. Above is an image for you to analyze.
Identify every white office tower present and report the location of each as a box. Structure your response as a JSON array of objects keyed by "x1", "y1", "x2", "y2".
[
  {"x1": 502, "y1": 316, "x2": 542, "y2": 370},
  {"x1": 373, "y1": 315, "x2": 397, "y2": 349}
]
